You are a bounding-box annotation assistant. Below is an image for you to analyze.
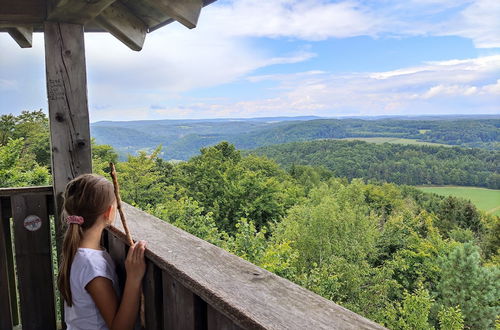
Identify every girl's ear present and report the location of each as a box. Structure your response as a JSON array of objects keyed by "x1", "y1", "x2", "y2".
[{"x1": 103, "y1": 204, "x2": 113, "y2": 220}]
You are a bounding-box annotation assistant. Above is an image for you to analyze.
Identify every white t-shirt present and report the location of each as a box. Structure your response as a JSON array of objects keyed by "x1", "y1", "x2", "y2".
[{"x1": 65, "y1": 248, "x2": 120, "y2": 330}]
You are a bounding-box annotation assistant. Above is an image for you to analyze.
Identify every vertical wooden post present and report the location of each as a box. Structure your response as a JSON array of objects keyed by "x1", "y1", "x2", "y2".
[
  {"x1": 44, "y1": 21, "x2": 92, "y2": 326},
  {"x1": 0, "y1": 198, "x2": 13, "y2": 330}
]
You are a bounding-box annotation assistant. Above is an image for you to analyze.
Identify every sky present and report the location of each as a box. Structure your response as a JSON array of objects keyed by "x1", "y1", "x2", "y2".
[{"x1": 1, "y1": 0, "x2": 499, "y2": 122}]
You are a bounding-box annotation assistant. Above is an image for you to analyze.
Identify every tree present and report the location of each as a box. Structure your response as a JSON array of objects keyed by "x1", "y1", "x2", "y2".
[
  {"x1": 436, "y1": 243, "x2": 500, "y2": 329},
  {"x1": 117, "y1": 146, "x2": 168, "y2": 208},
  {"x1": 0, "y1": 138, "x2": 50, "y2": 187},
  {"x1": 438, "y1": 306, "x2": 464, "y2": 330},
  {"x1": 175, "y1": 142, "x2": 301, "y2": 232},
  {"x1": 91, "y1": 139, "x2": 119, "y2": 175}
]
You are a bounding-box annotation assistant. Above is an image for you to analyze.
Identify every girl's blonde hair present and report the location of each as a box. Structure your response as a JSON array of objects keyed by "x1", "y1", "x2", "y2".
[{"x1": 57, "y1": 174, "x2": 116, "y2": 306}]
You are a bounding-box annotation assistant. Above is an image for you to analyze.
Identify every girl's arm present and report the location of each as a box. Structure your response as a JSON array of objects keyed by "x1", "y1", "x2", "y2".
[{"x1": 86, "y1": 241, "x2": 146, "y2": 330}]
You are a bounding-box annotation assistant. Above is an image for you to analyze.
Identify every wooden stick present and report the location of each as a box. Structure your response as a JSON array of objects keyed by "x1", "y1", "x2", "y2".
[
  {"x1": 109, "y1": 162, "x2": 134, "y2": 246},
  {"x1": 109, "y1": 163, "x2": 146, "y2": 327}
]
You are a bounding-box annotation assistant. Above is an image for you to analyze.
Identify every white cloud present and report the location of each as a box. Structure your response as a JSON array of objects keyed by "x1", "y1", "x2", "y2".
[
  {"x1": 161, "y1": 55, "x2": 500, "y2": 118},
  {"x1": 1, "y1": 0, "x2": 499, "y2": 120}
]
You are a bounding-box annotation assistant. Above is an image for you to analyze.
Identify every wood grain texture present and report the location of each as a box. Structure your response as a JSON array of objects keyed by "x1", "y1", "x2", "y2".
[
  {"x1": 162, "y1": 271, "x2": 198, "y2": 329},
  {"x1": 107, "y1": 232, "x2": 127, "y2": 293},
  {"x1": 48, "y1": 0, "x2": 117, "y2": 24},
  {"x1": 44, "y1": 21, "x2": 92, "y2": 274},
  {"x1": 0, "y1": 185, "x2": 52, "y2": 197},
  {"x1": 0, "y1": 197, "x2": 19, "y2": 326},
  {"x1": 144, "y1": 261, "x2": 164, "y2": 330},
  {"x1": 144, "y1": 0, "x2": 202, "y2": 29},
  {"x1": 108, "y1": 203, "x2": 387, "y2": 330},
  {"x1": 207, "y1": 305, "x2": 242, "y2": 330},
  {"x1": 12, "y1": 194, "x2": 56, "y2": 330},
  {"x1": 94, "y1": 1, "x2": 147, "y2": 51},
  {"x1": 0, "y1": 0, "x2": 46, "y2": 23},
  {"x1": 0, "y1": 198, "x2": 13, "y2": 330},
  {"x1": 6, "y1": 25, "x2": 32, "y2": 48}
]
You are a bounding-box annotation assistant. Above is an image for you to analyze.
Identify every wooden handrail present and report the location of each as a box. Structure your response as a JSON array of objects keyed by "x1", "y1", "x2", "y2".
[
  {"x1": 0, "y1": 185, "x2": 53, "y2": 196},
  {"x1": 109, "y1": 203, "x2": 387, "y2": 330}
]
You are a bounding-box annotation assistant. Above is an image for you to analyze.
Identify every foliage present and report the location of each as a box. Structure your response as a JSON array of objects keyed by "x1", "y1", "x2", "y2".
[
  {"x1": 175, "y1": 142, "x2": 302, "y2": 232},
  {"x1": 386, "y1": 286, "x2": 434, "y2": 330},
  {"x1": 116, "y1": 146, "x2": 168, "y2": 209},
  {"x1": 251, "y1": 140, "x2": 499, "y2": 189},
  {"x1": 1, "y1": 110, "x2": 51, "y2": 167},
  {"x1": 436, "y1": 243, "x2": 500, "y2": 329},
  {"x1": 0, "y1": 138, "x2": 50, "y2": 187},
  {"x1": 438, "y1": 306, "x2": 464, "y2": 330}
]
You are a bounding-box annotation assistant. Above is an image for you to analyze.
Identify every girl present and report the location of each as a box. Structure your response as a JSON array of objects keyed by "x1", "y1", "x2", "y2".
[{"x1": 57, "y1": 173, "x2": 147, "y2": 330}]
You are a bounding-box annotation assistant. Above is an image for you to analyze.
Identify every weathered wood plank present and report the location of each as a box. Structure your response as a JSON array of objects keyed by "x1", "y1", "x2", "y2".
[
  {"x1": 6, "y1": 25, "x2": 33, "y2": 48},
  {"x1": 0, "y1": 185, "x2": 52, "y2": 197},
  {"x1": 107, "y1": 231, "x2": 127, "y2": 292},
  {"x1": 109, "y1": 203, "x2": 387, "y2": 330},
  {"x1": 12, "y1": 194, "x2": 56, "y2": 330},
  {"x1": 145, "y1": 0, "x2": 202, "y2": 29},
  {"x1": 120, "y1": 0, "x2": 172, "y2": 29},
  {"x1": 148, "y1": 0, "x2": 216, "y2": 32},
  {"x1": 207, "y1": 305, "x2": 242, "y2": 330},
  {"x1": 0, "y1": 198, "x2": 13, "y2": 330},
  {"x1": 94, "y1": 1, "x2": 147, "y2": 51},
  {"x1": 44, "y1": 22, "x2": 92, "y2": 287},
  {"x1": 0, "y1": 0, "x2": 46, "y2": 24},
  {"x1": 0, "y1": 197, "x2": 18, "y2": 326},
  {"x1": 162, "y1": 271, "x2": 197, "y2": 329},
  {"x1": 144, "y1": 261, "x2": 163, "y2": 330},
  {"x1": 48, "y1": 0, "x2": 117, "y2": 24}
]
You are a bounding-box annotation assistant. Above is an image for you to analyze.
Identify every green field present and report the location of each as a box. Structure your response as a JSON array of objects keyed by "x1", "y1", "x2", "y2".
[
  {"x1": 418, "y1": 186, "x2": 500, "y2": 216},
  {"x1": 339, "y1": 137, "x2": 450, "y2": 147}
]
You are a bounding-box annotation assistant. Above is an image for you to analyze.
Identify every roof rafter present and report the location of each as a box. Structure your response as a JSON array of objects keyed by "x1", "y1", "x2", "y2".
[
  {"x1": 6, "y1": 25, "x2": 33, "y2": 48},
  {"x1": 146, "y1": 0, "x2": 203, "y2": 29},
  {"x1": 94, "y1": 1, "x2": 147, "y2": 51},
  {"x1": 48, "y1": 0, "x2": 118, "y2": 25}
]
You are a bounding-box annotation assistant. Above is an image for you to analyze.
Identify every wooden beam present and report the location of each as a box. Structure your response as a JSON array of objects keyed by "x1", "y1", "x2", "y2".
[
  {"x1": 0, "y1": 0, "x2": 46, "y2": 24},
  {"x1": 94, "y1": 1, "x2": 147, "y2": 51},
  {"x1": 47, "y1": 0, "x2": 117, "y2": 25},
  {"x1": 6, "y1": 25, "x2": 33, "y2": 48},
  {"x1": 146, "y1": 0, "x2": 203, "y2": 29},
  {"x1": 43, "y1": 22, "x2": 92, "y2": 294}
]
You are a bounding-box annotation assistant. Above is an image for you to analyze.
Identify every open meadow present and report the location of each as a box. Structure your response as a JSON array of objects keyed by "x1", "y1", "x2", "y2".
[
  {"x1": 418, "y1": 186, "x2": 500, "y2": 216},
  {"x1": 340, "y1": 137, "x2": 450, "y2": 147}
]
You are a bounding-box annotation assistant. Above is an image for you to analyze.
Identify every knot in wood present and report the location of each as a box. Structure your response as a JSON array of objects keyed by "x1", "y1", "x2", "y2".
[
  {"x1": 55, "y1": 112, "x2": 64, "y2": 122},
  {"x1": 64, "y1": 50, "x2": 71, "y2": 56},
  {"x1": 76, "y1": 139, "x2": 86, "y2": 148}
]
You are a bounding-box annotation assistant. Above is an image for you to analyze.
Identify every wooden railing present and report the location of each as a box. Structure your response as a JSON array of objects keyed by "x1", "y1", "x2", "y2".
[
  {"x1": 0, "y1": 186, "x2": 56, "y2": 330},
  {"x1": 0, "y1": 186, "x2": 386, "y2": 330}
]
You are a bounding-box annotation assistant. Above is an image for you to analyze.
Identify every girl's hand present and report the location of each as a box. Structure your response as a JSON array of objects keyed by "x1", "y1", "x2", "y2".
[{"x1": 125, "y1": 240, "x2": 146, "y2": 284}]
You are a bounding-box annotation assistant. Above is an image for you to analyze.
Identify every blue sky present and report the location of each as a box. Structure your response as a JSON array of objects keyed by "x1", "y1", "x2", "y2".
[{"x1": 1, "y1": 0, "x2": 499, "y2": 121}]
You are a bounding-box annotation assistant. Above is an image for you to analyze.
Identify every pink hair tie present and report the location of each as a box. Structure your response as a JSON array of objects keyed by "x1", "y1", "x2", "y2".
[{"x1": 66, "y1": 215, "x2": 84, "y2": 225}]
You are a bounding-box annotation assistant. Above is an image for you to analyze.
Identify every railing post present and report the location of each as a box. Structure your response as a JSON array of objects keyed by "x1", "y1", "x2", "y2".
[{"x1": 0, "y1": 198, "x2": 13, "y2": 330}]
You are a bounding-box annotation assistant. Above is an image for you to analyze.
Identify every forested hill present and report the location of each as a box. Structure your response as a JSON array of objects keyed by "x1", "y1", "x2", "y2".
[
  {"x1": 248, "y1": 140, "x2": 500, "y2": 189},
  {"x1": 91, "y1": 116, "x2": 500, "y2": 160}
]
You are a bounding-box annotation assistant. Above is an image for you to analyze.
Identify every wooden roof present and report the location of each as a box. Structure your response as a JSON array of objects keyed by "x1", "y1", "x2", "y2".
[{"x1": 0, "y1": 0, "x2": 216, "y2": 50}]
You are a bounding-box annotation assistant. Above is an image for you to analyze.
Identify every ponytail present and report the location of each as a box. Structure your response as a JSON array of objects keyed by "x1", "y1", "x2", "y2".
[
  {"x1": 57, "y1": 174, "x2": 116, "y2": 306},
  {"x1": 58, "y1": 222, "x2": 83, "y2": 306}
]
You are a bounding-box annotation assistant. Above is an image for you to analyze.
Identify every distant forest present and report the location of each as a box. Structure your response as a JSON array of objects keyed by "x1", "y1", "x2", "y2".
[
  {"x1": 91, "y1": 116, "x2": 500, "y2": 160},
  {"x1": 249, "y1": 140, "x2": 500, "y2": 189}
]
